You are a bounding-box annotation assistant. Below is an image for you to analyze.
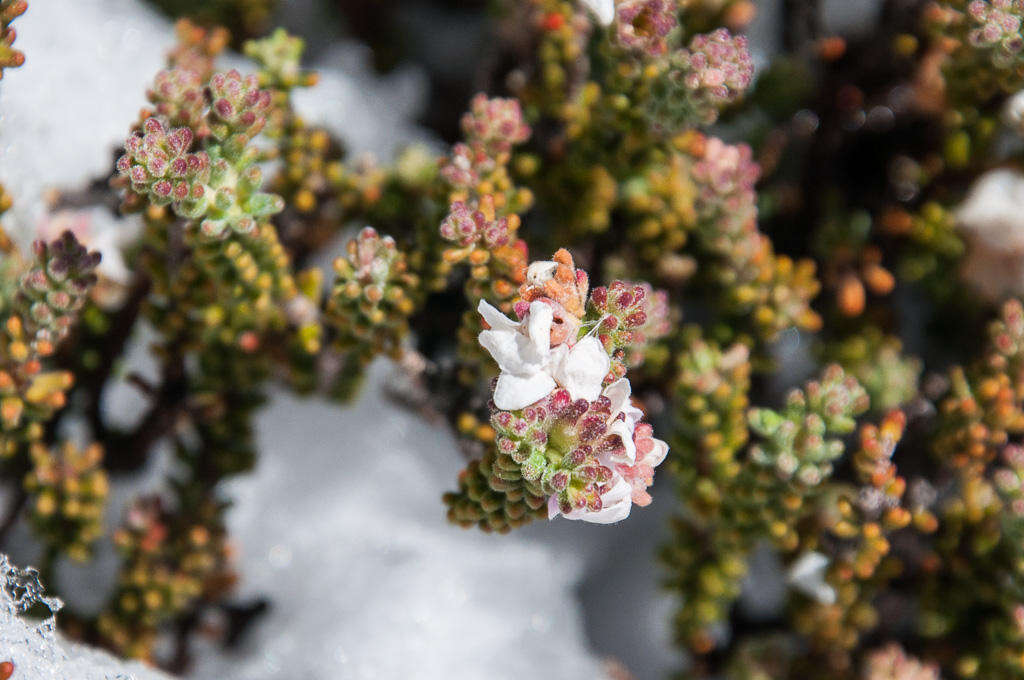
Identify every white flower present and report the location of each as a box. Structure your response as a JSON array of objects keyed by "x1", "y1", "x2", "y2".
[
  {"x1": 601, "y1": 378, "x2": 645, "y2": 465},
  {"x1": 787, "y1": 551, "x2": 836, "y2": 605},
  {"x1": 579, "y1": 0, "x2": 616, "y2": 26},
  {"x1": 957, "y1": 169, "x2": 1024, "y2": 299},
  {"x1": 477, "y1": 300, "x2": 612, "y2": 410},
  {"x1": 549, "y1": 335, "x2": 611, "y2": 403},
  {"x1": 478, "y1": 299, "x2": 558, "y2": 410},
  {"x1": 547, "y1": 475, "x2": 633, "y2": 524}
]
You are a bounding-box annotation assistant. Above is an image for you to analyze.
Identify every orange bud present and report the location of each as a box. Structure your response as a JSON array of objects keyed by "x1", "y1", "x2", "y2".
[
  {"x1": 838, "y1": 275, "x2": 866, "y2": 316},
  {"x1": 817, "y1": 36, "x2": 847, "y2": 61}
]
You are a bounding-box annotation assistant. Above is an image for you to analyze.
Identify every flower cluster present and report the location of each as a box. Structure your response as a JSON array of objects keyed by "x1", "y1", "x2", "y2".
[
  {"x1": 446, "y1": 249, "x2": 669, "y2": 529},
  {"x1": 0, "y1": 232, "x2": 98, "y2": 457},
  {"x1": 98, "y1": 496, "x2": 231, "y2": 660},
  {"x1": 24, "y1": 441, "x2": 108, "y2": 563},
  {"x1": 325, "y1": 227, "x2": 419, "y2": 399},
  {"x1": 646, "y1": 28, "x2": 754, "y2": 131},
  {"x1": 460, "y1": 93, "x2": 532, "y2": 158},
  {"x1": 966, "y1": 0, "x2": 1024, "y2": 70},
  {"x1": 688, "y1": 136, "x2": 822, "y2": 340},
  {"x1": 614, "y1": 0, "x2": 679, "y2": 56}
]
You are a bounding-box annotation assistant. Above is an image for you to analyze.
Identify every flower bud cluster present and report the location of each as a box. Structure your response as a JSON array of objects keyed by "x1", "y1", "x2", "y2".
[
  {"x1": 98, "y1": 496, "x2": 231, "y2": 659},
  {"x1": 147, "y1": 68, "x2": 208, "y2": 134},
  {"x1": 460, "y1": 93, "x2": 531, "y2": 158},
  {"x1": 24, "y1": 441, "x2": 108, "y2": 562},
  {"x1": 687, "y1": 136, "x2": 822, "y2": 339},
  {"x1": 645, "y1": 28, "x2": 754, "y2": 131},
  {"x1": 440, "y1": 94, "x2": 533, "y2": 215},
  {"x1": 614, "y1": 0, "x2": 678, "y2": 56},
  {"x1": 326, "y1": 227, "x2": 418, "y2": 399},
  {"x1": 0, "y1": 233, "x2": 98, "y2": 457},
  {"x1": 589, "y1": 280, "x2": 671, "y2": 380},
  {"x1": 117, "y1": 63, "x2": 298, "y2": 349}
]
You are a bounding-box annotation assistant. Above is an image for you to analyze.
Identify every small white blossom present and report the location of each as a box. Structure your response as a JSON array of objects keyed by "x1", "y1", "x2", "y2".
[
  {"x1": 478, "y1": 300, "x2": 612, "y2": 410},
  {"x1": 478, "y1": 299, "x2": 558, "y2": 410},
  {"x1": 550, "y1": 335, "x2": 611, "y2": 403},
  {"x1": 601, "y1": 378, "x2": 645, "y2": 465},
  {"x1": 787, "y1": 551, "x2": 836, "y2": 605},
  {"x1": 547, "y1": 475, "x2": 633, "y2": 524}
]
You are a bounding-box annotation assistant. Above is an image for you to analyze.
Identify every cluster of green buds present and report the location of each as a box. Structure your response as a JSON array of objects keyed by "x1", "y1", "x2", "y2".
[
  {"x1": 116, "y1": 61, "x2": 299, "y2": 348},
  {"x1": 325, "y1": 227, "x2": 418, "y2": 399},
  {"x1": 24, "y1": 441, "x2": 108, "y2": 563},
  {"x1": 98, "y1": 496, "x2": 231, "y2": 660},
  {"x1": 623, "y1": 150, "x2": 699, "y2": 269},
  {"x1": 661, "y1": 334, "x2": 752, "y2": 654},
  {"x1": 0, "y1": 0, "x2": 25, "y2": 79},
  {"x1": 746, "y1": 366, "x2": 870, "y2": 547},
  {"x1": 829, "y1": 328, "x2": 922, "y2": 411},
  {"x1": 242, "y1": 30, "x2": 344, "y2": 253},
  {"x1": 0, "y1": 232, "x2": 99, "y2": 456},
  {"x1": 644, "y1": 27, "x2": 754, "y2": 131},
  {"x1": 588, "y1": 280, "x2": 671, "y2": 380},
  {"x1": 926, "y1": 0, "x2": 1024, "y2": 104},
  {"x1": 664, "y1": 363, "x2": 869, "y2": 654}
]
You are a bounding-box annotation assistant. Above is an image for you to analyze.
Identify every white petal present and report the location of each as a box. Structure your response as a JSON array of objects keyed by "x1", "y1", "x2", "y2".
[
  {"x1": 607, "y1": 420, "x2": 637, "y2": 465},
  {"x1": 525, "y1": 301, "x2": 554, "y2": 358},
  {"x1": 602, "y1": 378, "x2": 632, "y2": 419},
  {"x1": 580, "y1": 0, "x2": 615, "y2": 26},
  {"x1": 578, "y1": 478, "x2": 633, "y2": 524},
  {"x1": 645, "y1": 438, "x2": 669, "y2": 467},
  {"x1": 547, "y1": 495, "x2": 560, "y2": 520},
  {"x1": 787, "y1": 551, "x2": 836, "y2": 605},
  {"x1": 554, "y1": 336, "x2": 610, "y2": 402},
  {"x1": 549, "y1": 476, "x2": 633, "y2": 524},
  {"x1": 526, "y1": 260, "x2": 559, "y2": 287},
  {"x1": 479, "y1": 329, "x2": 532, "y2": 375},
  {"x1": 493, "y1": 371, "x2": 557, "y2": 411},
  {"x1": 477, "y1": 299, "x2": 520, "y2": 333}
]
